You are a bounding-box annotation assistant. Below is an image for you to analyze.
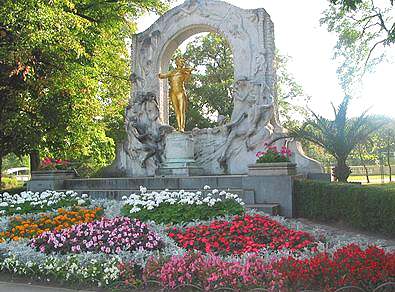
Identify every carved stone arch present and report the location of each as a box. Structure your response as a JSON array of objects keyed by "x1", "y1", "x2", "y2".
[
  {"x1": 130, "y1": 0, "x2": 276, "y2": 124},
  {"x1": 117, "y1": 0, "x2": 323, "y2": 177}
]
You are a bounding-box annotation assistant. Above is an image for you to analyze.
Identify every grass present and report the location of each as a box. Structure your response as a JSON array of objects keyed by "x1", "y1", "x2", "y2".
[{"x1": 348, "y1": 175, "x2": 393, "y2": 184}]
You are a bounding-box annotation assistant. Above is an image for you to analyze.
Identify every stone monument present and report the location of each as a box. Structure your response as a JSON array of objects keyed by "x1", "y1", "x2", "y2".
[{"x1": 114, "y1": 0, "x2": 323, "y2": 177}]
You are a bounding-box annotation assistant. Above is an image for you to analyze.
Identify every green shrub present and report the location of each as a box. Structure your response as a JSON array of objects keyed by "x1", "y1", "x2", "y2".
[
  {"x1": 0, "y1": 177, "x2": 20, "y2": 190},
  {"x1": 294, "y1": 180, "x2": 395, "y2": 236},
  {"x1": 122, "y1": 200, "x2": 244, "y2": 225}
]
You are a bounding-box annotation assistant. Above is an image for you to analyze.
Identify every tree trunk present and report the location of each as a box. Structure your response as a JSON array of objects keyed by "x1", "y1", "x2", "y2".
[
  {"x1": 387, "y1": 149, "x2": 392, "y2": 182},
  {"x1": 333, "y1": 158, "x2": 351, "y2": 182},
  {"x1": 30, "y1": 150, "x2": 40, "y2": 172},
  {"x1": 0, "y1": 153, "x2": 3, "y2": 188},
  {"x1": 359, "y1": 151, "x2": 370, "y2": 183}
]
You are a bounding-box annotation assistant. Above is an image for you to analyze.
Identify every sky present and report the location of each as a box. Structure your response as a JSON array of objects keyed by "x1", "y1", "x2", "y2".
[{"x1": 136, "y1": 0, "x2": 395, "y2": 119}]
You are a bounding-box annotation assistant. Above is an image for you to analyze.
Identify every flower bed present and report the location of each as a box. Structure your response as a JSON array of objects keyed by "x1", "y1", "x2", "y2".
[
  {"x1": 0, "y1": 207, "x2": 103, "y2": 242},
  {"x1": 1, "y1": 254, "x2": 122, "y2": 288},
  {"x1": 168, "y1": 214, "x2": 317, "y2": 255},
  {"x1": 121, "y1": 187, "x2": 245, "y2": 224},
  {"x1": 141, "y1": 245, "x2": 395, "y2": 291},
  {"x1": 30, "y1": 216, "x2": 164, "y2": 254},
  {"x1": 0, "y1": 187, "x2": 393, "y2": 291},
  {"x1": 0, "y1": 190, "x2": 89, "y2": 216}
]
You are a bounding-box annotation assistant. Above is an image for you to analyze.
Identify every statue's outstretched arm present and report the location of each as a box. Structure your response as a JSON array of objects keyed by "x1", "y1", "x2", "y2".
[{"x1": 158, "y1": 72, "x2": 172, "y2": 79}]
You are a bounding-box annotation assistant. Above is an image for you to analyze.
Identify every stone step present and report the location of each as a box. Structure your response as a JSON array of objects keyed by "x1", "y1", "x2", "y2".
[
  {"x1": 246, "y1": 203, "x2": 281, "y2": 216},
  {"x1": 63, "y1": 175, "x2": 247, "y2": 191},
  {"x1": 58, "y1": 188, "x2": 256, "y2": 205}
]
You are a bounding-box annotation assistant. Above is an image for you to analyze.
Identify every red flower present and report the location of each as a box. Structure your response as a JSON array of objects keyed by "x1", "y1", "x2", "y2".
[{"x1": 168, "y1": 214, "x2": 316, "y2": 256}]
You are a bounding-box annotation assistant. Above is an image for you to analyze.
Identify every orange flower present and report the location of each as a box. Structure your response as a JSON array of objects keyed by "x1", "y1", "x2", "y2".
[{"x1": 2, "y1": 207, "x2": 103, "y2": 241}]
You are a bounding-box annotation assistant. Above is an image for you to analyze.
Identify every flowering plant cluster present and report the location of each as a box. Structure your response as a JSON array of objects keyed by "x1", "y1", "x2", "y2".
[
  {"x1": 1, "y1": 254, "x2": 122, "y2": 289},
  {"x1": 0, "y1": 190, "x2": 90, "y2": 216},
  {"x1": 273, "y1": 243, "x2": 395, "y2": 289},
  {"x1": 142, "y1": 253, "x2": 279, "y2": 291},
  {"x1": 168, "y1": 214, "x2": 317, "y2": 255},
  {"x1": 141, "y1": 245, "x2": 395, "y2": 291},
  {"x1": 121, "y1": 186, "x2": 245, "y2": 224},
  {"x1": 0, "y1": 186, "x2": 393, "y2": 291},
  {"x1": 256, "y1": 145, "x2": 292, "y2": 163},
  {"x1": 0, "y1": 207, "x2": 103, "y2": 242},
  {"x1": 39, "y1": 157, "x2": 71, "y2": 170},
  {"x1": 30, "y1": 216, "x2": 164, "y2": 255}
]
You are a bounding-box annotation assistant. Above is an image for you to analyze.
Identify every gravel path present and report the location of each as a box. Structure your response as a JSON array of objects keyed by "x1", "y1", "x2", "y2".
[{"x1": 296, "y1": 217, "x2": 395, "y2": 250}]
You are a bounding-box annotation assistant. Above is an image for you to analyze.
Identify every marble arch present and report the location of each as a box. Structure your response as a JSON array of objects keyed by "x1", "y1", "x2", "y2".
[
  {"x1": 115, "y1": 0, "x2": 323, "y2": 177},
  {"x1": 131, "y1": 0, "x2": 276, "y2": 124}
]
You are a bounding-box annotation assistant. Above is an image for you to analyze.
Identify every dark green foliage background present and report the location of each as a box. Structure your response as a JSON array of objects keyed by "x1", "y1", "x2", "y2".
[{"x1": 295, "y1": 180, "x2": 395, "y2": 236}]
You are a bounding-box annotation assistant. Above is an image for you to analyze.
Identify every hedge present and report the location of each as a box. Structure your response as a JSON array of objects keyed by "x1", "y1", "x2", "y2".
[{"x1": 294, "y1": 180, "x2": 395, "y2": 236}]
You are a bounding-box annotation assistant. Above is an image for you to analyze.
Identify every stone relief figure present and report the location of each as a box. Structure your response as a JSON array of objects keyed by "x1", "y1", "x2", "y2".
[
  {"x1": 125, "y1": 92, "x2": 173, "y2": 175},
  {"x1": 254, "y1": 52, "x2": 267, "y2": 79},
  {"x1": 181, "y1": 0, "x2": 208, "y2": 16},
  {"x1": 217, "y1": 78, "x2": 274, "y2": 171}
]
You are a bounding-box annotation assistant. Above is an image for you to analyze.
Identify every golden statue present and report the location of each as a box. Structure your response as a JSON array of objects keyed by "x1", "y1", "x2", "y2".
[{"x1": 158, "y1": 57, "x2": 193, "y2": 132}]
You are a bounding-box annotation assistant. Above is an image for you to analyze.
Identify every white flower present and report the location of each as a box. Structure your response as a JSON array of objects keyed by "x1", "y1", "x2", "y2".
[{"x1": 77, "y1": 199, "x2": 86, "y2": 205}]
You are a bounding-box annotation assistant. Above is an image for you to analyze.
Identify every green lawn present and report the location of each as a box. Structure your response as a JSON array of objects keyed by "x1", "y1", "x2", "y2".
[{"x1": 348, "y1": 175, "x2": 394, "y2": 184}]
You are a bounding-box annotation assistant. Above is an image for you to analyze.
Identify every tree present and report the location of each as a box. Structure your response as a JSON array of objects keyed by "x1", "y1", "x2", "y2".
[
  {"x1": 170, "y1": 33, "x2": 310, "y2": 131},
  {"x1": 374, "y1": 119, "x2": 395, "y2": 181},
  {"x1": 289, "y1": 96, "x2": 383, "y2": 182},
  {"x1": 170, "y1": 33, "x2": 234, "y2": 130},
  {"x1": 0, "y1": 0, "x2": 168, "y2": 181},
  {"x1": 1, "y1": 154, "x2": 29, "y2": 173},
  {"x1": 351, "y1": 142, "x2": 379, "y2": 183},
  {"x1": 274, "y1": 53, "x2": 311, "y2": 130},
  {"x1": 322, "y1": 0, "x2": 394, "y2": 90}
]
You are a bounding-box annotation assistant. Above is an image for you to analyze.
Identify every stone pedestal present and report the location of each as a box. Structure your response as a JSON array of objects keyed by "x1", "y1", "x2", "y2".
[
  {"x1": 248, "y1": 162, "x2": 297, "y2": 176},
  {"x1": 158, "y1": 132, "x2": 204, "y2": 176},
  {"x1": 27, "y1": 170, "x2": 76, "y2": 192}
]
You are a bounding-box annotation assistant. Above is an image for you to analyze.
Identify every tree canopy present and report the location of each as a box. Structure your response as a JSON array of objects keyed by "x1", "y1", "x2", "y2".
[
  {"x1": 0, "y1": 0, "x2": 169, "y2": 180},
  {"x1": 289, "y1": 96, "x2": 384, "y2": 182},
  {"x1": 322, "y1": 0, "x2": 394, "y2": 90},
  {"x1": 170, "y1": 33, "x2": 310, "y2": 131}
]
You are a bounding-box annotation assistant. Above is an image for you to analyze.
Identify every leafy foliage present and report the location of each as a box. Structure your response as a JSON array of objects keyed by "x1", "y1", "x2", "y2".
[
  {"x1": 0, "y1": 0, "x2": 168, "y2": 177},
  {"x1": 295, "y1": 179, "x2": 395, "y2": 236},
  {"x1": 274, "y1": 53, "x2": 311, "y2": 130},
  {"x1": 170, "y1": 33, "x2": 234, "y2": 130},
  {"x1": 322, "y1": 0, "x2": 394, "y2": 90},
  {"x1": 122, "y1": 200, "x2": 244, "y2": 225},
  {"x1": 289, "y1": 96, "x2": 383, "y2": 181},
  {"x1": 1, "y1": 154, "x2": 29, "y2": 172},
  {"x1": 170, "y1": 34, "x2": 310, "y2": 131},
  {"x1": 0, "y1": 177, "x2": 20, "y2": 191}
]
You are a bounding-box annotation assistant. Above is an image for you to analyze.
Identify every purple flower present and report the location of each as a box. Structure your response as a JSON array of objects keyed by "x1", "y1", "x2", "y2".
[{"x1": 29, "y1": 217, "x2": 164, "y2": 255}]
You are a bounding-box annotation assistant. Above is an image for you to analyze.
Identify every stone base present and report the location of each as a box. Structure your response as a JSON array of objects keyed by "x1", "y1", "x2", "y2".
[
  {"x1": 27, "y1": 170, "x2": 76, "y2": 192},
  {"x1": 248, "y1": 162, "x2": 297, "y2": 176},
  {"x1": 158, "y1": 132, "x2": 204, "y2": 177},
  {"x1": 158, "y1": 163, "x2": 204, "y2": 176}
]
